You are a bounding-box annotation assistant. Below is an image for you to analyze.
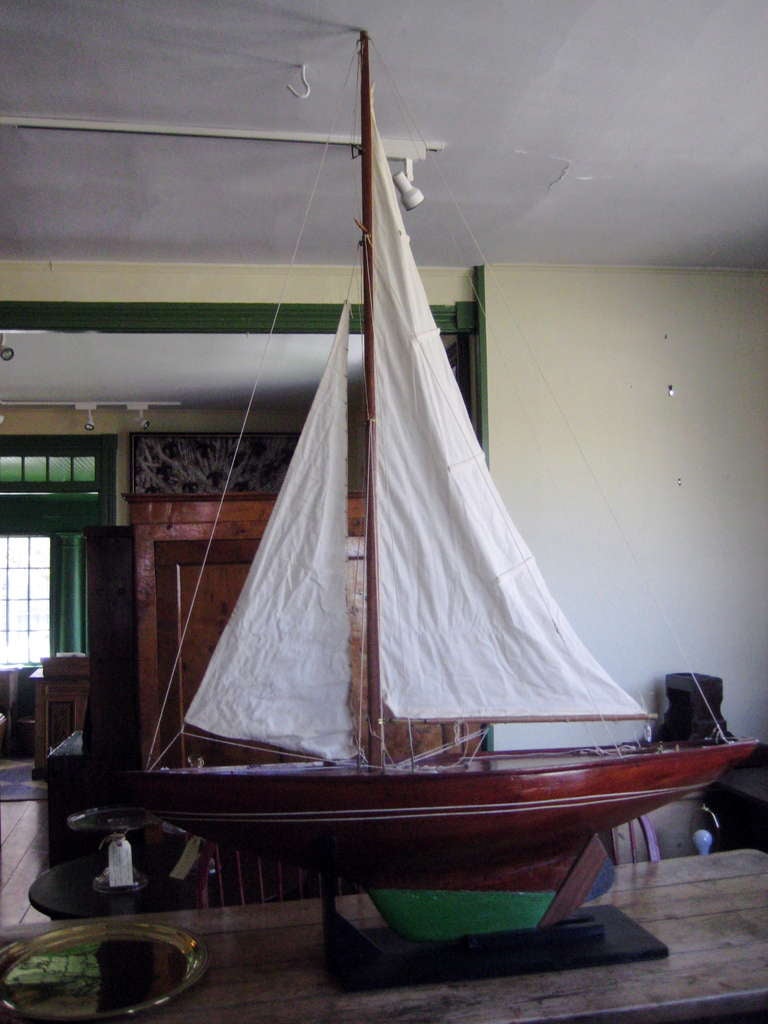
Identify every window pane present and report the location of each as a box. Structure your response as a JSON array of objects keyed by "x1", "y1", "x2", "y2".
[
  {"x1": 28, "y1": 630, "x2": 50, "y2": 663},
  {"x1": 23, "y1": 456, "x2": 47, "y2": 482},
  {"x1": 0, "y1": 456, "x2": 22, "y2": 482},
  {"x1": 48, "y1": 457, "x2": 72, "y2": 482},
  {"x1": 28, "y1": 600, "x2": 49, "y2": 631},
  {"x1": 73, "y1": 456, "x2": 96, "y2": 481},
  {"x1": 29, "y1": 537, "x2": 50, "y2": 567},
  {"x1": 7, "y1": 569, "x2": 28, "y2": 599},
  {"x1": 29, "y1": 568, "x2": 50, "y2": 600},
  {"x1": 8, "y1": 600, "x2": 29, "y2": 630},
  {"x1": 2, "y1": 634, "x2": 30, "y2": 663},
  {"x1": 7, "y1": 538, "x2": 29, "y2": 568}
]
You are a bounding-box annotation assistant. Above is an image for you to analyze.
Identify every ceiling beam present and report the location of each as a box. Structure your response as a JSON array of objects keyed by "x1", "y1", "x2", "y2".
[{"x1": 0, "y1": 114, "x2": 444, "y2": 162}]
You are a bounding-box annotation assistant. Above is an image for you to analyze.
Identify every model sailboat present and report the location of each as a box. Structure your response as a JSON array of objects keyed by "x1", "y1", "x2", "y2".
[{"x1": 121, "y1": 33, "x2": 756, "y2": 941}]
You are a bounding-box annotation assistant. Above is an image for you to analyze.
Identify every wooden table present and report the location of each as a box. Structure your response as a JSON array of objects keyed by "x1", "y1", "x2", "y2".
[{"x1": 1, "y1": 849, "x2": 767, "y2": 1023}]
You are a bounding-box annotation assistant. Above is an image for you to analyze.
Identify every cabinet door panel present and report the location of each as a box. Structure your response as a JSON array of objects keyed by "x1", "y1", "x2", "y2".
[{"x1": 154, "y1": 538, "x2": 262, "y2": 767}]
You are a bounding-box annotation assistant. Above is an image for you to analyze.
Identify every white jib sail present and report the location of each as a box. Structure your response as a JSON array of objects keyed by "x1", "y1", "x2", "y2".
[
  {"x1": 370, "y1": 114, "x2": 644, "y2": 723},
  {"x1": 185, "y1": 304, "x2": 356, "y2": 759}
]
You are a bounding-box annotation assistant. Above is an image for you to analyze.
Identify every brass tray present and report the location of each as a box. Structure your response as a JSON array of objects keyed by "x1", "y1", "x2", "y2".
[{"x1": 0, "y1": 920, "x2": 208, "y2": 1020}]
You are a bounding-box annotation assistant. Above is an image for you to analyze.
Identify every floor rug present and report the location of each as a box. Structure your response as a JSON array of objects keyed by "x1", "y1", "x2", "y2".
[{"x1": 0, "y1": 760, "x2": 47, "y2": 801}]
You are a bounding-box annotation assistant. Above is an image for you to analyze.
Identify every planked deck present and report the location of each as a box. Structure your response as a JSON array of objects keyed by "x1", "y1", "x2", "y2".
[{"x1": 0, "y1": 799, "x2": 49, "y2": 927}]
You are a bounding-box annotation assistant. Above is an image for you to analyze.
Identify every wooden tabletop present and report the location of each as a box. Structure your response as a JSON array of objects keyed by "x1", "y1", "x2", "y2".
[{"x1": 1, "y1": 849, "x2": 767, "y2": 1023}]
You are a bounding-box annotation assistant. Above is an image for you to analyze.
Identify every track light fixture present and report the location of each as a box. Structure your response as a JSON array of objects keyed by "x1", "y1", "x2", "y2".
[
  {"x1": 0, "y1": 334, "x2": 14, "y2": 362},
  {"x1": 392, "y1": 159, "x2": 424, "y2": 212},
  {"x1": 75, "y1": 403, "x2": 97, "y2": 431},
  {"x1": 1, "y1": 400, "x2": 180, "y2": 425},
  {"x1": 128, "y1": 403, "x2": 151, "y2": 430}
]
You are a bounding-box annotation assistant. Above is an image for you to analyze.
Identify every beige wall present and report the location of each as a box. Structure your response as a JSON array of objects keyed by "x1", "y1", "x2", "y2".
[
  {"x1": 0, "y1": 260, "x2": 472, "y2": 304},
  {"x1": 485, "y1": 266, "x2": 768, "y2": 745}
]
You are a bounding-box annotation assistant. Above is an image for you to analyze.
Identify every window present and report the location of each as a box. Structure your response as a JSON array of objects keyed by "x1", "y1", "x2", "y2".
[
  {"x1": 0, "y1": 453, "x2": 96, "y2": 485},
  {"x1": 0, "y1": 436, "x2": 116, "y2": 664},
  {"x1": 0, "y1": 536, "x2": 51, "y2": 663}
]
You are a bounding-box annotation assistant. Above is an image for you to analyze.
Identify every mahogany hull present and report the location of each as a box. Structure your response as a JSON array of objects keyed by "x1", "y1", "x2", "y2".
[{"x1": 118, "y1": 740, "x2": 756, "y2": 893}]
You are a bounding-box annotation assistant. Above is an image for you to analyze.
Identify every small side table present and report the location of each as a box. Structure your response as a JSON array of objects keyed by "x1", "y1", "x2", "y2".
[{"x1": 28, "y1": 839, "x2": 198, "y2": 920}]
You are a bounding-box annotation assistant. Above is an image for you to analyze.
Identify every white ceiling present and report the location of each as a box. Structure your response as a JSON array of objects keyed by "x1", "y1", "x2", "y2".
[
  {"x1": 2, "y1": 0, "x2": 767, "y2": 270},
  {"x1": 1, "y1": 1, "x2": 766, "y2": 409}
]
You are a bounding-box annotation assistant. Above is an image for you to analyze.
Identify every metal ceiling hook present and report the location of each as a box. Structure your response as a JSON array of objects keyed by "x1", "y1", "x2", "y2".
[{"x1": 287, "y1": 64, "x2": 311, "y2": 99}]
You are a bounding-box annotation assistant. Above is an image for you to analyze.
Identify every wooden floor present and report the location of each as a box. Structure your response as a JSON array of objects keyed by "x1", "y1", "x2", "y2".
[{"x1": 0, "y1": 799, "x2": 50, "y2": 927}]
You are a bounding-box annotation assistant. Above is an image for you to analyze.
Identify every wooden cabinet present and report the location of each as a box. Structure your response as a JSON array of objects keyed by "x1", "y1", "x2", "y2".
[{"x1": 32, "y1": 669, "x2": 89, "y2": 778}]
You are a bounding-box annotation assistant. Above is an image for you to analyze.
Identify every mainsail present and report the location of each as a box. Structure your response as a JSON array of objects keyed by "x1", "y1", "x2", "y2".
[
  {"x1": 370, "y1": 109, "x2": 644, "y2": 726},
  {"x1": 185, "y1": 303, "x2": 355, "y2": 759},
  {"x1": 185, "y1": 104, "x2": 644, "y2": 763}
]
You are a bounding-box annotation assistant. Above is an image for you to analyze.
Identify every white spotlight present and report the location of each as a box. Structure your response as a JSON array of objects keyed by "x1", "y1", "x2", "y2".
[
  {"x1": 75, "y1": 403, "x2": 96, "y2": 431},
  {"x1": 393, "y1": 170, "x2": 424, "y2": 211}
]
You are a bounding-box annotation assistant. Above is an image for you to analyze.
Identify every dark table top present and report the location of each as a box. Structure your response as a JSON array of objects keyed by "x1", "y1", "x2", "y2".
[{"x1": 29, "y1": 838, "x2": 200, "y2": 920}]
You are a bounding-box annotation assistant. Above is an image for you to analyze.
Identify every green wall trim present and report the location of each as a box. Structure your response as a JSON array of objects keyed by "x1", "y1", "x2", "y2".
[
  {"x1": 455, "y1": 300, "x2": 478, "y2": 332},
  {"x1": 0, "y1": 301, "x2": 464, "y2": 335}
]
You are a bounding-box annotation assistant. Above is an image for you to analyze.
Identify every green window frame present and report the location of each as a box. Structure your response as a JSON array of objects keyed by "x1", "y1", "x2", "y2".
[{"x1": 0, "y1": 435, "x2": 116, "y2": 662}]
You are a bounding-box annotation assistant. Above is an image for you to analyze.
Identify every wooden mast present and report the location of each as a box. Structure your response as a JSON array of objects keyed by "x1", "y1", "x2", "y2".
[{"x1": 359, "y1": 31, "x2": 383, "y2": 768}]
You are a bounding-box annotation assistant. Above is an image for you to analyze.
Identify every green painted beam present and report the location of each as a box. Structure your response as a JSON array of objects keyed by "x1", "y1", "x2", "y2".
[{"x1": 0, "y1": 301, "x2": 464, "y2": 335}]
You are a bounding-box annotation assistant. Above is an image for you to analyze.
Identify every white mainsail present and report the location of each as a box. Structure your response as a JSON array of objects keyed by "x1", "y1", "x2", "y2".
[
  {"x1": 370, "y1": 112, "x2": 644, "y2": 724},
  {"x1": 185, "y1": 303, "x2": 356, "y2": 759}
]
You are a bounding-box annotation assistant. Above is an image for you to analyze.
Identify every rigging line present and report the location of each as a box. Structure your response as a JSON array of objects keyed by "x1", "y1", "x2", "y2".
[
  {"x1": 146, "y1": 39, "x2": 360, "y2": 769},
  {"x1": 147, "y1": 733, "x2": 180, "y2": 772},
  {"x1": 179, "y1": 730, "x2": 333, "y2": 761},
  {"x1": 388, "y1": 726, "x2": 489, "y2": 768}
]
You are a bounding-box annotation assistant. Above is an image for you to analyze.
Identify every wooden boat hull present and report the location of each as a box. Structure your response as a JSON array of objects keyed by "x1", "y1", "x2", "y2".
[{"x1": 118, "y1": 740, "x2": 756, "y2": 897}]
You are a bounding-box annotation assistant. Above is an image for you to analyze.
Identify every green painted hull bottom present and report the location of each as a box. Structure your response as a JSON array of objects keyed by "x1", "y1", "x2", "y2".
[{"x1": 367, "y1": 888, "x2": 556, "y2": 942}]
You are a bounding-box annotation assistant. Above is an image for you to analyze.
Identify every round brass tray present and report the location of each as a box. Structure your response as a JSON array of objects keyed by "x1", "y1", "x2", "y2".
[{"x1": 0, "y1": 920, "x2": 208, "y2": 1020}]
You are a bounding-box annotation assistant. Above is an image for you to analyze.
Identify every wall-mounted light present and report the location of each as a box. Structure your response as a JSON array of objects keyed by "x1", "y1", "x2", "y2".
[{"x1": 392, "y1": 158, "x2": 424, "y2": 211}]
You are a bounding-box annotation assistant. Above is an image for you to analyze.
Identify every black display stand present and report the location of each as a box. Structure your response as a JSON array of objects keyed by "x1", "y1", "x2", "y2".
[{"x1": 322, "y1": 878, "x2": 668, "y2": 992}]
